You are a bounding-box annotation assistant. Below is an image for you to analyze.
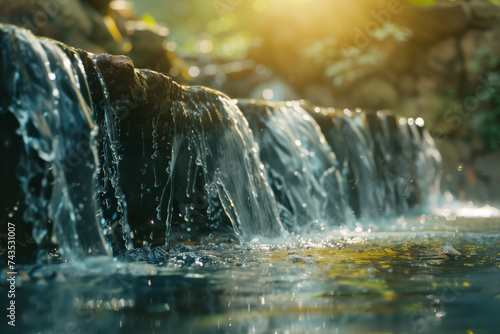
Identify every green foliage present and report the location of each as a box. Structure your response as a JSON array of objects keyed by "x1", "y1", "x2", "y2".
[
  {"x1": 320, "y1": 23, "x2": 412, "y2": 87},
  {"x1": 406, "y1": 0, "x2": 439, "y2": 6},
  {"x1": 469, "y1": 101, "x2": 500, "y2": 148},
  {"x1": 469, "y1": 48, "x2": 500, "y2": 148},
  {"x1": 130, "y1": 0, "x2": 257, "y2": 58}
]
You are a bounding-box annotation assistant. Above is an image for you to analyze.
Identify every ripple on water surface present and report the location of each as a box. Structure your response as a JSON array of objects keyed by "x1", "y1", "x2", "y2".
[{"x1": 4, "y1": 207, "x2": 500, "y2": 334}]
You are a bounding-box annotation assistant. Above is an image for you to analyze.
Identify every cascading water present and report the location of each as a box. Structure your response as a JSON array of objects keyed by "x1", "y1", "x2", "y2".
[
  {"x1": 76, "y1": 51, "x2": 135, "y2": 253},
  {"x1": 304, "y1": 105, "x2": 442, "y2": 219},
  {"x1": 0, "y1": 25, "x2": 110, "y2": 260},
  {"x1": 237, "y1": 100, "x2": 354, "y2": 233},
  {"x1": 89, "y1": 53, "x2": 284, "y2": 249},
  {"x1": 0, "y1": 25, "x2": 442, "y2": 261}
]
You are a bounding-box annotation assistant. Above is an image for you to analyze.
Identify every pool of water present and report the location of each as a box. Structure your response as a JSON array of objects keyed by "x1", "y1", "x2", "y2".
[{"x1": 2, "y1": 205, "x2": 500, "y2": 334}]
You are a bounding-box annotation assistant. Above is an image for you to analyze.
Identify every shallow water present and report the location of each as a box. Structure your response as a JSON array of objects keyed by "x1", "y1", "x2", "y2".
[{"x1": 3, "y1": 205, "x2": 499, "y2": 334}]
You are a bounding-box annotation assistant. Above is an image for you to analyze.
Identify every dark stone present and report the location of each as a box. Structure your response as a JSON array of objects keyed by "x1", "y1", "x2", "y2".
[{"x1": 84, "y1": 53, "x2": 283, "y2": 248}]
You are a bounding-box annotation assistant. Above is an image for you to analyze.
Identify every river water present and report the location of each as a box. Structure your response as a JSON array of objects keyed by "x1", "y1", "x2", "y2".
[{"x1": 3, "y1": 204, "x2": 499, "y2": 334}]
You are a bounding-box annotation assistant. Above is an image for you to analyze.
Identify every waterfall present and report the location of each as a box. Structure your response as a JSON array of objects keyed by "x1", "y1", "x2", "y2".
[
  {"x1": 87, "y1": 53, "x2": 284, "y2": 248},
  {"x1": 0, "y1": 25, "x2": 110, "y2": 260},
  {"x1": 237, "y1": 100, "x2": 354, "y2": 233},
  {"x1": 305, "y1": 105, "x2": 442, "y2": 219},
  {"x1": 0, "y1": 25, "x2": 442, "y2": 261}
]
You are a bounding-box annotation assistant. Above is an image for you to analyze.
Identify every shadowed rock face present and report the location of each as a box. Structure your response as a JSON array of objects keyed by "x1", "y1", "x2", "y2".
[{"x1": 0, "y1": 25, "x2": 441, "y2": 262}]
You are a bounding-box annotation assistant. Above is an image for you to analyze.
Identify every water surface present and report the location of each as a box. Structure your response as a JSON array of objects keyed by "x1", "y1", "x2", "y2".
[{"x1": 4, "y1": 206, "x2": 500, "y2": 334}]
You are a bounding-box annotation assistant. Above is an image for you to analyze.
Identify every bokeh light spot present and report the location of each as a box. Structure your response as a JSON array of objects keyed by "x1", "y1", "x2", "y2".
[
  {"x1": 188, "y1": 66, "x2": 200, "y2": 77},
  {"x1": 262, "y1": 88, "x2": 274, "y2": 100},
  {"x1": 199, "y1": 40, "x2": 213, "y2": 53}
]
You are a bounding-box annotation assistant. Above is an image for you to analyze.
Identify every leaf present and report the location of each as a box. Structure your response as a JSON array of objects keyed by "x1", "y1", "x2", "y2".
[
  {"x1": 325, "y1": 60, "x2": 350, "y2": 77},
  {"x1": 489, "y1": 57, "x2": 500, "y2": 69},
  {"x1": 470, "y1": 60, "x2": 482, "y2": 74},
  {"x1": 407, "y1": 0, "x2": 438, "y2": 5},
  {"x1": 142, "y1": 13, "x2": 158, "y2": 27},
  {"x1": 341, "y1": 47, "x2": 360, "y2": 59}
]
